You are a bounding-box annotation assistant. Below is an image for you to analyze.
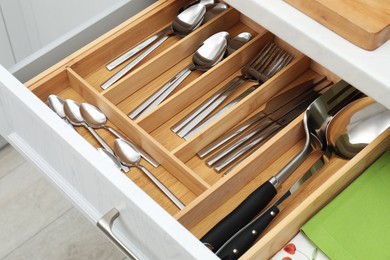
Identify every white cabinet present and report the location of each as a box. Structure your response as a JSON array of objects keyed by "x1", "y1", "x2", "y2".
[
  {"x1": 0, "y1": 10, "x2": 15, "y2": 68},
  {"x1": 0, "y1": 0, "x2": 389, "y2": 259}
]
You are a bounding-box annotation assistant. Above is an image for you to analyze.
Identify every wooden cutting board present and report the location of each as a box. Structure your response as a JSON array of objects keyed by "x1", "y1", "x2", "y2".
[{"x1": 284, "y1": 0, "x2": 390, "y2": 50}]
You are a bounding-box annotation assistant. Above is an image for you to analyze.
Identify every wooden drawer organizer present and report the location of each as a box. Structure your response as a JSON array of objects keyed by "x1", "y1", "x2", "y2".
[{"x1": 25, "y1": 0, "x2": 390, "y2": 258}]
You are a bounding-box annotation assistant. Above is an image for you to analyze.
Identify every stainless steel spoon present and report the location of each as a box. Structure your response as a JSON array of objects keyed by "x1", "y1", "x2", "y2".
[
  {"x1": 79, "y1": 102, "x2": 159, "y2": 167},
  {"x1": 63, "y1": 99, "x2": 129, "y2": 172},
  {"x1": 326, "y1": 97, "x2": 390, "y2": 159},
  {"x1": 171, "y1": 32, "x2": 253, "y2": 134},
  {"x1": 106, "y1": 0, "x2": 219, "y2": 72},
  {"x1": 97, "y1": 148, "x2": 122, "y2": 171},
  {"x1": 101, "y1": 4, "x2": 207, "y2": 90},
  {"x1": 128, "y1": 31, "x2": 229, "y2": 120},
  {"x1": 47, "y1": 95, "x2": 75, "y2": 129},
  {"x1": 113, "y1": 138, "x2": 185, "y2": 209}
]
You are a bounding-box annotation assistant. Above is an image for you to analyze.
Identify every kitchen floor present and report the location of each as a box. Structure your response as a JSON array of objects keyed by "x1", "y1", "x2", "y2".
[{"x1": 0, "y1": 144, "x2": 126, "y2": 260}]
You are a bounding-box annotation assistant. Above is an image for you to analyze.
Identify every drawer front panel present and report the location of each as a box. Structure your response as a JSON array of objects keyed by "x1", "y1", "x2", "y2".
[{"x1": 0, "y1": 66, "x2": 216, "y2": 259}]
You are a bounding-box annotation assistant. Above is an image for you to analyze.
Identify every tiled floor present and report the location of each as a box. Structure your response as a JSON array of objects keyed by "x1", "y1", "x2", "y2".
[{"x1": 0, "y1": 144, "x2": 125, "y2": 260}]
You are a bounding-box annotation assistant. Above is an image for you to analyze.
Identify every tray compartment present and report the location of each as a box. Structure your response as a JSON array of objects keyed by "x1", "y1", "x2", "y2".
[{"x1": 21, "y1": 0, "x2": 390, "y2": 258}]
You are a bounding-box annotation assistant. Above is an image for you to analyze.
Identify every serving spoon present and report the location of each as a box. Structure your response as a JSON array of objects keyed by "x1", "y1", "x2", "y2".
[
  {"x1": 101, "y1": 4, "x2": 207, "y2": 90},
  {"x1": 128, "y1": 31, "x2": 229, "y2": 119},
  {"x1": 63, "y1": 99, "x2": 129, "y2": 172},
  {"x1": 79, "y1": 102, "x2": 159, "y2": 167},
  {"x1": 113, "y1": 138, "x2": 185, "y2": 209},
  {"x1": 326, "y1": 97, "x2": 390, "y2": 159},
  {"x1": 214, "y1": 97, "x2": 390, "y2": 259}
]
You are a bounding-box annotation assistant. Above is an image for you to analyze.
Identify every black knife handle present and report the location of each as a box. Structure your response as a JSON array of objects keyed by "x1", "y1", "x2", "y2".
[
  {"x1": 201, "y1": 181, "x2": 277, "y2": 252},
  {"x1": 216, "y1": 205, "x2": 280, "y2": 260}
]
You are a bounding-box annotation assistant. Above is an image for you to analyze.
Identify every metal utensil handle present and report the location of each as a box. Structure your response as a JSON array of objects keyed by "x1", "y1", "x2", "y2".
[
  {"x1": 97, "y1": 208, "x2": 140, "y2": 260},
  {"x1": 177, "y1": 77, "x2": 244, "y2": 138},
  {"x1": 85, "y1": 125, "x2": 129, "y2": 172},
  {"x1": 184, "y1": 85, "x2": 257, "y2": 140},
  {"x1": 206, "y1": 117, "x2": 274, "y2": 167},
  {"x1": 138, "y1": 165, "x2": 185, "y2": 209},
  {"x1": 106, "y1": 26, "x2": 170, "y2": 70},
  {"x1": 214, "y1": 123, "x2": 281, "y2": 172},
  {"x1": 128, "y1": 64, "x2": 192, "y2": 119},
  {"x1": 133, "y1": 66, "x2": 193, "y2": 120},
  {"x1": 105, "y1": 126, "x2": 160, "y2": 168},
  {"x1": 172, "y1": 76, "x2": 243, "y2": 134},
  {"x1": 101, "y1": 34, "x2": 171, "y2": 90},
  {"x1": 197, "y1": 112, "x2": 267, "y2": 158}
]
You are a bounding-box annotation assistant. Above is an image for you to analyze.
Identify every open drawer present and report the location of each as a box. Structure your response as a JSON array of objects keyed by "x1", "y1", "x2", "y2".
[{"x1": 0, "y1": 0, "x2": 389, "y2": 259}]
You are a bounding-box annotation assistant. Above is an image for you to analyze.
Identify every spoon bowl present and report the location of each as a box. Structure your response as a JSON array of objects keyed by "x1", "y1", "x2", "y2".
[
  {"x1": 79, "y1": 102, "x2": 159, "y2": 167},
  {"x1": 64, "y1": 99, "x2": 129, "y2": 172},
  {"x1": 326, "y1": 97, "x2": 390, "y2": 159},
  {"x1": 113, "y1": 139, "x2": 185, "y2": 209},
  {"x1": 101, "y1": 4, "x2": 207, "y2": 90},
  {"x1": 128, "y1": 31, "x2": 229, "y2": 119}
]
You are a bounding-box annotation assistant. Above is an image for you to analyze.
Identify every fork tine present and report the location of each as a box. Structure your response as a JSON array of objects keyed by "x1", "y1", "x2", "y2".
[
  {"x1": 255, "y1": 45, "x2": 280, "y2": 72},
  {"x1": 265, "y1": 52, "x2": 293, "y2": 79},
  {"x1": 248, "y1": 42, "x2": 275, "y2": 69}
]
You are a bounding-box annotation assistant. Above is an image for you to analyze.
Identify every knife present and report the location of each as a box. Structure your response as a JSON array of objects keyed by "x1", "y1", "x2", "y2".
[
  {"x1": 200, "y1": 78, "x2": 329, "y2": 252},
  {"x1": 211, "y1": 90, "x2": 321, "y2": 172},
  {"x1": 206, "y1": 87, "x2": 321, "y2": 169},
  {"x1": 215, "y1": 157, "x2": 325, "y2": 259},
  {"x1": 197, "y1": 76, "x2": 329, "y2": 158}
]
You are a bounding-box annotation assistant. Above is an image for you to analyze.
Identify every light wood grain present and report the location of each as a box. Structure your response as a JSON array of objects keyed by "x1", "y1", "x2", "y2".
[{"x1": 285, "y1": 0, "x2": 390, "y2": 50}]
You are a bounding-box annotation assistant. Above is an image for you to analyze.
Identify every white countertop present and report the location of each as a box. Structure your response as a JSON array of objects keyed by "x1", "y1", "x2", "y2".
[{"x1": 226, "y1": 0, "x2": 390, "y2": 109}]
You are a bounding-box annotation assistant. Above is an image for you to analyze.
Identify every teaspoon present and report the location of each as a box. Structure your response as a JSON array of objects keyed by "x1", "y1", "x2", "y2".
[
  {"x1": 113, "y1": 138, "x2": 185, "y2": 209},
  {"x1": 63, "y1": 99, "x2": 129, "y2": 172},
  {"x1": 79, "y1": 102, "x2": 159, "y2": 167},
  {"x1": 47, "y1": 95, "x2": 75, "y2": 129}
]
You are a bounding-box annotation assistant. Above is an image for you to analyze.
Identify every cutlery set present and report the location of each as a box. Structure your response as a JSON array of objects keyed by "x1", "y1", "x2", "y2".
[
  {"x1": 101, "y1": 1, "x2": 227, "y2": 90},
  {"x1": 198, "y1": 80, "x2": 389, "y2": 259},
  {"x1": 46, "y1": 95, "x2": 185, "y2": 209}
]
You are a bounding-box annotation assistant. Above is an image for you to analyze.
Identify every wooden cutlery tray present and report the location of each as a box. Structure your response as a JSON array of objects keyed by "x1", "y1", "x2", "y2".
[{"x1": 24, "y1": 0, "x2": 390, "y2": 258}]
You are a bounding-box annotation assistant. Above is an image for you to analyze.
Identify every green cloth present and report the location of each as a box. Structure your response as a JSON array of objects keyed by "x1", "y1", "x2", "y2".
[{"x1": 302, "y1": 150, "x2": 390, "y2": 260}]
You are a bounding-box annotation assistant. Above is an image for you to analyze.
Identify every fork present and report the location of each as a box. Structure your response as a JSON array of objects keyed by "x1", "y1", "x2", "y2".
[
  {"x1": 200, "y1": 80, "x2": 361, "y2": 253},
  {"x1": 173, "y1": 42, "x2": 294, "y2": 139}
]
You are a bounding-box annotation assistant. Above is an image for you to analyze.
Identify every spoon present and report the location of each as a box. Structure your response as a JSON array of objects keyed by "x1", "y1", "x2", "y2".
[
  {"x1": 47, "y1": 95, "x2": 75, "y2": 129},
  {"x1": 63, "y1": 99, "x2": 129, "y2": 172},
  {"x1": 106, "y1": 0, "x2": 218, "y2": 72},
  {"x1": 101, "y1": 4, "x2": 207, "y2": 90},
  {"x1": 128, "y1": 31, "x2": 229, "y2": 120},
  {"x1": 79, "y1": 102, "x2": 159, "y2": 168},
  {"x1": 113, "y1": 138, "x2": 185, "y2": 209},
  {"x1": 326, "y1": 97, "x2": 390, "y2": 159},
  {"x1": 171, "y1": 32, "x2": 253, "y2": 134},
  {"x1": 179, "y1": 0, "x2": 216, "y2": 12},
  {"x1": 203, "y1": 3, "x2": 229, "y2": 24},
  {"x1": 97, "y1": 148, "x2": 122, "y2": 171}
]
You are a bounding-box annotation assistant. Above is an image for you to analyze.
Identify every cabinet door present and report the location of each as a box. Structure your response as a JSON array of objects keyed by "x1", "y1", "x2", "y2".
[
  {"x1": 0, "y1": 10, "x2": 15, "y2": 68},
  {"x1": 0, "y1": 66, "x2": 216, "y2": 260}
]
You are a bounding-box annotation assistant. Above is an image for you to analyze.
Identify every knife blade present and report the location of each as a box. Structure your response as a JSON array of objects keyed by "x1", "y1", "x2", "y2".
[
  {"x1": 197, "y1": 76, "x2": 329, "y2": 158},
  {"x1": 215, "y1": 157, "x2": 325, "y2": 259}
]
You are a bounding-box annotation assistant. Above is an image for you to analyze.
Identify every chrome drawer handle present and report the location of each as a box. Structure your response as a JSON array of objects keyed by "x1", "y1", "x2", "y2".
[{"x1": 97, "y1": 208, "x2": 140, "y2": 260}]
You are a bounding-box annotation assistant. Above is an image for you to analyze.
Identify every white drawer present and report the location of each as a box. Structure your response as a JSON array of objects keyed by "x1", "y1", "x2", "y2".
[{"x1": 0, "y1": 0, "x2": 389, "y2": 259}]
